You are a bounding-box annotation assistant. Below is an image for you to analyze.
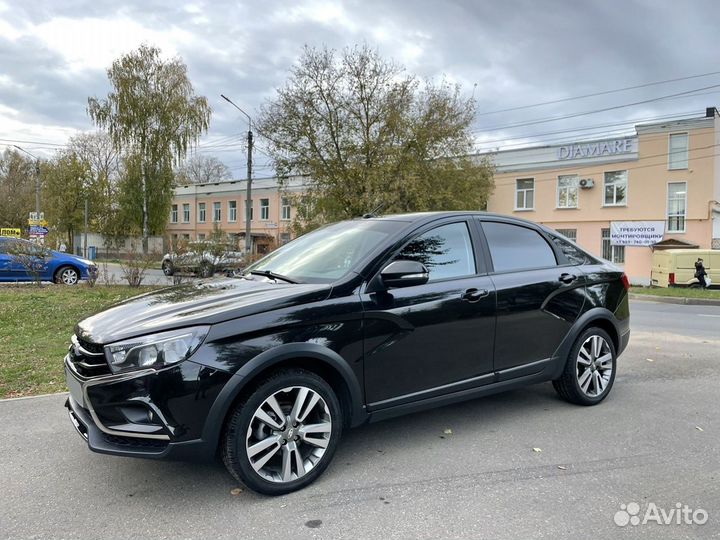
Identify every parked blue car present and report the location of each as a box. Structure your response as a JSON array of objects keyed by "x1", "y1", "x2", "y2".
[{"x1": 0, "y1": 237, "x2": 97, "y2": 284}]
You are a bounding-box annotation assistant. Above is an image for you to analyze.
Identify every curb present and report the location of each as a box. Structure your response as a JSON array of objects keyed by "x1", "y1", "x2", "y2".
[
  {"x1": 629, "y1": 293, "x2": 720, "y2": 306},
  {"x1": 0, "y1": 391, "x2": 68, "y2": 403}
]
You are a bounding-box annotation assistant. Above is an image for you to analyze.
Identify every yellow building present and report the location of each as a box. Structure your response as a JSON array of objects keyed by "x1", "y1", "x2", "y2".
[
  {"x1": 485, "y1": 109, "x2": 720, "y2": 284},
  {"x1": 166, "y1": 175, "x2": 308, "y2": 255}
]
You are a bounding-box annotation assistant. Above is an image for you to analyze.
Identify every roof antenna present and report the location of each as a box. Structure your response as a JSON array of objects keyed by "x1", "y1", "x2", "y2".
[{"x1": 362, "y1": 201, "x2": 386, "y2": 219}]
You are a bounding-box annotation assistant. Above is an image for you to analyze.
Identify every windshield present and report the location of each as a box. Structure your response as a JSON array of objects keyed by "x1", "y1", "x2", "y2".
[{"x1": 245, "y1": 220, "x2": 404, "y2": 283}]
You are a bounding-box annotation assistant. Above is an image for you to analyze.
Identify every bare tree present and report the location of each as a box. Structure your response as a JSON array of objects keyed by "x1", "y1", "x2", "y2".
[{"x1": 175, "y1": 154, "x2": 232, "y2": 185}]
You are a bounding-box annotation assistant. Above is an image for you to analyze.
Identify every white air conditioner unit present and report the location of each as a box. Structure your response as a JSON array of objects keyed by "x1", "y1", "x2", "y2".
[{"x1": 579, "y1": 178, "x2": 595, "y2": 189}]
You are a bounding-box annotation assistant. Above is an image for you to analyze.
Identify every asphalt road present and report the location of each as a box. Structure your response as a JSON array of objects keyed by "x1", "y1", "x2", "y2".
[{"x1": 1, "y1": 299, "x2": 718, "y2": 539}]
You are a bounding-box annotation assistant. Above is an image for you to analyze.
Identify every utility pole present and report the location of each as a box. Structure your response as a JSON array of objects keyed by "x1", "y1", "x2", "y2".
[{"x1": 220, "y1": 94, "x2": 253, "y2": 257}]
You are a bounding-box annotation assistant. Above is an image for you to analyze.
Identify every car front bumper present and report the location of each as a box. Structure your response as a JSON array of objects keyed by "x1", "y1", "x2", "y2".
[{"x1": 64, "y1": 355, "x2": 232, "y2": 461}]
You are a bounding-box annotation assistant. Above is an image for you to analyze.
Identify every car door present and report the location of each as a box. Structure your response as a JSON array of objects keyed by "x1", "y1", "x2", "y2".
[
  {"x1": 477, "y1": 219, "x2": 586, "y2": 380},
  {"x1": 361, "y1": 219, "x2": 497, "y2": 409},
  {"x1": 0, "y1": 239, "x2": 12, "y2": 280}
]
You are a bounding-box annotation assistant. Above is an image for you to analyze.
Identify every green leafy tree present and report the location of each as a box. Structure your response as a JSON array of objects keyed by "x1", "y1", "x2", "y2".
[
  {"x1": 258, "y1": 45, "x2": 494, "y2": 233},
  {"x1": 0, "y1": 149, "x2": 36, "y2": 229},
  {"x1": 87, "y1": 44, "x2": 212, "y2": 252},
  {"x1": 43, "y1": 153, "x2": 93, "y2": 252},
  {"x1": 116, "y1": 151, "x2": 175, "y2": 236}
]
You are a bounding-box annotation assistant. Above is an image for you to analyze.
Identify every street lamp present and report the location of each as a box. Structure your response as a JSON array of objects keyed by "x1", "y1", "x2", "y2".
[
  {"x1": 220, "y1": 94, "x2": 254, "y2": 257},
  {"x1": 12, "y1": 145, "x2": 41, "y2": 216}
]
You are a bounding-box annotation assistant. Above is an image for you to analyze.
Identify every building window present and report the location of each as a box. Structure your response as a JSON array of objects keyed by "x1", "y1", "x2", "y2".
[
  {"x1": 182, "y1": 233, "x2": 190, "y2": 240},
  {"x1": 281, "y1": 197, "x2": 291, "y2": 221},
  {"x1": 245, "y1": 199, "x2": 253, "y2": 221},
  {"x1": 601, "y1": 228, "x2": 625, "y2": 264},
  {"x1": 555, "y1": 228, "x2": 577, "y2": 242},
  {"x1": 557, "y1": 175, "x2": 578, "y2": 209},
  {"x1": 280, "y1": 232, "x2": 291, "y2": 245},
  {"x1": 668, "y1": 133, "x2": 689, "y2": 170},
  {"x1": 198, "y1": 233, "x2": 206, "y2": 241},
  {"x1": 515, "y1": 178, "x2": 534, "y2": 210},
  {"x1": 260, "y1": 198, "x2": 270, "y2": 220},
  {"x1": 228, "y1": 200, "x2": 237, "y2": 222},
  {"x1": 667, "y1": 182, "x2": 687, "y2": 232},
  {"x1": 170, "y1": 204, "x2": 178, "y2": 223},
  {"x1": 604, "y1": 170, "x2": 627, "y2": 206},
  {"x1": 213, "y1": 201, "x2": 221, "y2": 222},
  {"x1": 182, "y1": 203, "x2": 190, "y2": 223},
  {"x1": 198, "y1": 202, "x2": 206, "y2": 223}
]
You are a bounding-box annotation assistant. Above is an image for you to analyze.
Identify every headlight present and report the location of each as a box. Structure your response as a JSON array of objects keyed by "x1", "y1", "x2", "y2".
[{"x1": 104, "y1": 326, "x2": 209, "y2": 374}]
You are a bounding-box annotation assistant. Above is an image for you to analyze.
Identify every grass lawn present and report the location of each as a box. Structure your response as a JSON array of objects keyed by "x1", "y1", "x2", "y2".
[
  {"x1": 630, "y1": 286, "x2": 720, "y2": 300},
  {"x1": 0, "y1": 285, "x2": 158, "y2": 399}
]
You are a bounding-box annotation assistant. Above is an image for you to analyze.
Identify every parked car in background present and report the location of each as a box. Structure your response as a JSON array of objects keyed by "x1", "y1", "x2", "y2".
[
  {"x1": 0, "y1": 237, "x2": 97, "y2": 284},
  {"x1": 161, "y1": 243, "x2": 245, "y2": 277},
  {"x1": 64, "y1": 212, "x2": 629, "y2": 495}
]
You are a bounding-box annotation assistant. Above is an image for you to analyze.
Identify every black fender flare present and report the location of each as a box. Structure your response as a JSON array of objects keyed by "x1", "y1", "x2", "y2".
[
  {"x1": 548, "y1": 307, "x2": 622, "y2": 380},
  {"x1": 200, "y1": 343, "x2": 367, "y2": 453}
]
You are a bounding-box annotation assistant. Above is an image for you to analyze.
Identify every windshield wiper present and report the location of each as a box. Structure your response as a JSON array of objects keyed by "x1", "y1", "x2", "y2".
[{"x1": 248, "y1": 270, "x2": 300, "y2": 284}]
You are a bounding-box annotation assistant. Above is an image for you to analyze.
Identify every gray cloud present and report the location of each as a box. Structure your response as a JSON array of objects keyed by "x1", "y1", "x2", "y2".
[{"x1": 2, "y1": 0, "x2": 720, "y2": 168}]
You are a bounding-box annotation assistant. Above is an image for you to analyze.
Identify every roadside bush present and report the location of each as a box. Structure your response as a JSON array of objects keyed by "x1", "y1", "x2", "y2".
[{"x1": 120, "y1": 244, "x2": 156, "y2": 287}]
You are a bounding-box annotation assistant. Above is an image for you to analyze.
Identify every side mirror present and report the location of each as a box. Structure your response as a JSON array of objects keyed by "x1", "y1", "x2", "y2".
[{"x1": 380, "y1": 260, "x2": 429, "y2": 289}]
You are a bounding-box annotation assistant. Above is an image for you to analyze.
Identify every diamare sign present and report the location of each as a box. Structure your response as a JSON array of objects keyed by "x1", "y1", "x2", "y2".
[
  {"x1": 610, "y1": 221, "x2": 665, "y2": 246},
  {"x1": 558, "y1": 139, "x2": 634, "y2": 160}
]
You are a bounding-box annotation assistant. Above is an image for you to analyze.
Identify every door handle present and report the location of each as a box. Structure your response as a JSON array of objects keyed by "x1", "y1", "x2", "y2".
[
  {"x1": 461, "y1": 288, "x2": 489, "y2": 303},
  {"x1": 559, "y1": 273, "x2": 577, "y2": 284}
]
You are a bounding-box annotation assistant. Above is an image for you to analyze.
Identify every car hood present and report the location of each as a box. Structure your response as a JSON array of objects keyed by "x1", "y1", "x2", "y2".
[
  {"x1": 51, "y1": 251, "x2": 94, "y2": 265},
  {"x1": 76, "y1": 277, "x2": 332, "y2": 344}
]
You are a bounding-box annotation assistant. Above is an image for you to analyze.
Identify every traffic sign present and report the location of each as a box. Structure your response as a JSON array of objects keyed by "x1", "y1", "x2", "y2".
[{"x1": 29, "y1": 225, "x2": 49, "y2": 235}]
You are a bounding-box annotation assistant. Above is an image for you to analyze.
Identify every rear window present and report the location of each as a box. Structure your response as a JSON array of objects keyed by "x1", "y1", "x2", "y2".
[{"x1": 482, "y1": 221, "x2": 557, "y2": 272}]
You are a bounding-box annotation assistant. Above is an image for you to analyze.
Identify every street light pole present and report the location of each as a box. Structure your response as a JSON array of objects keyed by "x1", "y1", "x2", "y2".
[
  {"x1": 220, "y1": 94, "x2": 253, "y2": 258},
  {"x1": 13, "y1": 145, "x2": 41, "y2": 216}
]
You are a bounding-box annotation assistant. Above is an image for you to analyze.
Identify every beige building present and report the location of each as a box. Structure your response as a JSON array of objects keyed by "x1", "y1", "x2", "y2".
[
  {"x1": 166, "y1": 175, "x2": 308, "y2": 254},
  {"x1": 166, "y1": 111, "x2": 720, "y2": 282},
  {"x1": 485, "y1": 109, "x2": 720, "y2": 284}
]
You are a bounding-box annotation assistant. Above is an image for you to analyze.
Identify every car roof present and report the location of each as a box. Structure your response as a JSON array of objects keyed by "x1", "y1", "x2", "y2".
[{"x1": 362, "y1": 211, "x2": 544, "y2": 229}]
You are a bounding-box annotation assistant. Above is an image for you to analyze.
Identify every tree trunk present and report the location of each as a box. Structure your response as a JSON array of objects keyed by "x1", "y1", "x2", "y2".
[{"x1": 141, "y1": 154, "x2": 149, "y2": 254}]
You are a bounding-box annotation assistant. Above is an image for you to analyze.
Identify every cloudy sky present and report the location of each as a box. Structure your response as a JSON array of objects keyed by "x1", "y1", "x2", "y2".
[{"x1": 1, "y1": 0, "x2": 720, "y2": 177}]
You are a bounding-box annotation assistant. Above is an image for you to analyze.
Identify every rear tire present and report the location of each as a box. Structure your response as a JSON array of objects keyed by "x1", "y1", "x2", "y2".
[
  {"x1": 553, "y1": 327, "x2": 616, "y2": 406},
  {"x1": 222, "y1": 368, "x2": 342, "y2": 496}
]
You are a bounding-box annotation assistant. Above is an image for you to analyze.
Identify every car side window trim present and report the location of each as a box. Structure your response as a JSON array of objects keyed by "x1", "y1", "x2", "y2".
[{"x1": 475, "y1": 218, "x2": 560, "y2": 275}]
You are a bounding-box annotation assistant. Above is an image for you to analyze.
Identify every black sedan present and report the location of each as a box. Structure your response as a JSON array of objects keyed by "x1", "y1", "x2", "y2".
[{"x1": 64, "y1": 212, "x2": 630, "y2": 495}]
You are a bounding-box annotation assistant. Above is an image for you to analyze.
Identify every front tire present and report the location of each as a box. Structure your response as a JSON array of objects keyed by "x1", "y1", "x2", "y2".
[
  {"x1": 161, "y1": 261, "x2": 174, "y2": 276},
  {"x1": 552, "y1": 327, "x2": 616, "y2": 406},
  {"x1": 54, "y1": 266, "x2": 79, "y2": 285},
  {"x1": 222, "y1": 368, "x2": 342, "y2": 496}
]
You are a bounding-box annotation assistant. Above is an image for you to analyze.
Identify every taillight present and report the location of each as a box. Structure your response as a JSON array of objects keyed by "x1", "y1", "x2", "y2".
[
  {"x1": 621, "y1": 273, "x2": 630, "y2": 290},
  {"x1": 668, "y1": 272, "x2": 675, "y2": 285}
]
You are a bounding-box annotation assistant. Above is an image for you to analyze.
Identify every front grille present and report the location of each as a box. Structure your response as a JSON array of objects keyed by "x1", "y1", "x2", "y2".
[{"x1": 68, "y1": 334, "x2": 111, "y2": 377}]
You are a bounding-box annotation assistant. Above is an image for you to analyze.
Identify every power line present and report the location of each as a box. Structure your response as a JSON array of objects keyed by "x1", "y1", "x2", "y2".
[
  {"x1": 470, "y1": 83, "x2": 720, "y2": 134},
  {"x1": 472, "y1": 110, "x2": 698, "y2": 150},
  {"x1": 475, "y1": 70, "x2": 720, "y2": 116}
]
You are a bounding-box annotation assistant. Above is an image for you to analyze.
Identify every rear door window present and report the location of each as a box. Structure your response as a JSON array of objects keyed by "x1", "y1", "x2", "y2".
[{"x1": 481, "y1": 221, "x2": 557, "y2": 272}]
